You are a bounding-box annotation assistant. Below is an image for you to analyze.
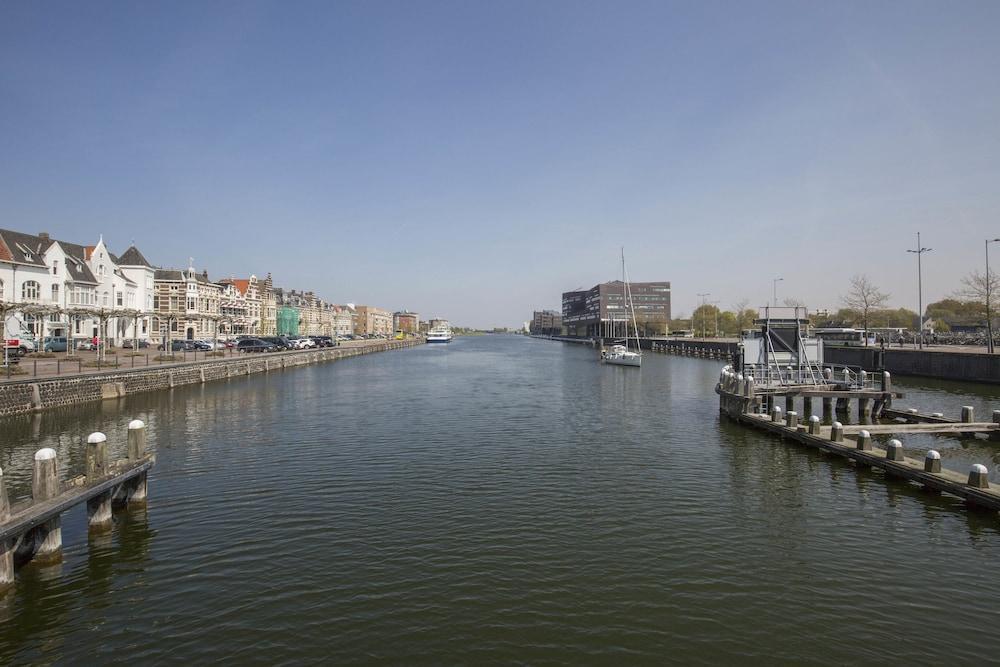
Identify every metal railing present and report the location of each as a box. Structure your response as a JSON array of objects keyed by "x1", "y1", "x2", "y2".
[{"x1": 740, "y1": 363, "x2": 885, "y2": 391}]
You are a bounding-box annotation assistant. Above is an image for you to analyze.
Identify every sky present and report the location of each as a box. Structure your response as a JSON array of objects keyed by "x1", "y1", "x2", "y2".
[{"x1": 2, "y1": 1, "x2": 999, "y2": 328}]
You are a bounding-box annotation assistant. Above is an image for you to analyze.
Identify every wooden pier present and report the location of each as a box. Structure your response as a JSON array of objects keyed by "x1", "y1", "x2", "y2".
[
  {"x1": 0, "y1": 419, "x2": 154, "y2": 590},
  {"x1": 718, "y1": 374, "x2": 1000, "y2": 512}
]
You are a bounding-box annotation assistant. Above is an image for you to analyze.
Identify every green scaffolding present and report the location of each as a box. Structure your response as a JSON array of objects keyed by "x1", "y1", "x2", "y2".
[{"x1": 277, "y1": 307, "x2": 300, "y2": 336}]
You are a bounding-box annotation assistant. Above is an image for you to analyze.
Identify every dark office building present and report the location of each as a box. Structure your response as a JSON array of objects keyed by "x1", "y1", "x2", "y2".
[
  {"x1": 562, "y1": 281, "x2": 671, "y2": 338},
  {"x1": 531, "y1": 310, "x2": 562, "y2": 335}
]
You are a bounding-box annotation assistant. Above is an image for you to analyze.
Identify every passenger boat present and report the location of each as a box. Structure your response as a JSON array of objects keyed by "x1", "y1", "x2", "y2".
[{"x1": 426, "y1": 327, "x2": 453, "y2": 343}]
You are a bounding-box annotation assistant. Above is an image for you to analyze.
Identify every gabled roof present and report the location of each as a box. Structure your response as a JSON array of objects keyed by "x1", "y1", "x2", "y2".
[
  {"x1": 218, "y1": 278, "x2": 251, "y2": 295},
  {"x1": 118, "y1": 245, "x2": 152, "y2": 268},
  {"x1": 0, "y1": 228, "x2": 99, "y2": 283}
]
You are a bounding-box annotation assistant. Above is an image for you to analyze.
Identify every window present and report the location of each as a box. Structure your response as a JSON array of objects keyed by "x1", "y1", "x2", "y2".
[
  {"x1": 117, "y1": 292, "x2": 123, "y2": 306},
  {"x1": 103, "y1": 291, "x2": 109, "y2": 306},
  {"x1": 21, "y1": 280, "x2": 40, "y2": 301},
  {"x1": 153, "y1": 295, "x2": 159, "y2": 309},
  {"x1": 52, "y1": 260, "x2": 58, "y2": 275},
  {"x1": 51, "y1": 284, "x2": 59, "y2": 302},
  {"x1": 187, "y1": 298, "x2": 196, "y2": 311}
]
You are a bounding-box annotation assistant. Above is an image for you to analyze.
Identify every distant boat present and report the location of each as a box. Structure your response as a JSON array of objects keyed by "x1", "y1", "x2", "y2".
[
  {"x1": 427, "y1": 327, "x2": 453, "y2": 343},
  {"x1": 601, "y1": 249, "x2": 642, "y2": 367}
]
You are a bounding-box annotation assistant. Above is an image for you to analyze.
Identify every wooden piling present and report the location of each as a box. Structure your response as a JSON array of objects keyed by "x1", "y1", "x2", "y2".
[
  {"x1": 802, "y1": 396, "x2": 813, "y2": 418},
  {"x1": 0, "y1": 468, "x2": 12, "y2": 590},
  {"x1": 785, "y1": 411, "x2": 798, "y2": 429},
  {"x1": 961, "y1": 406, "x2": 974, "y2": 423},
  {"x1": 822, "y1": 397, "x2": 833, "y2": 423},
  {"x1": 808, "y1": 415, "x2": 821, "y2": 435},
  {"x1": 858, "y1": 398, "x2": 872, "y2": 421},
  {"x1": 886, "y1": 439, "x2": 904, "y2": 461},
  {"x1": 830, "y1": 421, "x2": 844, "y2": 443},
  {"x1": 31, "y1": 448, "x2": 62, "y2": 562},
  {"x1": 127, "y1": 419, "x2": 148, "y2": 503},
  {"x1": 924, "y1": 450, "x2": 942, "y2": 473},
  {"x1": 85, "y1": 432, "x2": 112, "y2": 530},
  {"x1": 772, "y1": 406, "x2": 782, "y2": 423},
  {"x1": 785, "y1": 395, "x2": 794, "y2": 415}
]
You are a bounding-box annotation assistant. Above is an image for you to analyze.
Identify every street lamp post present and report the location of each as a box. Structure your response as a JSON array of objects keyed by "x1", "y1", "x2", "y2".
[
  {"x1": 907, "y1": 233, "x2": 932, "y2": 350},
  {"x1": 696, "y1": 293, "x2": 710, "y2": 338},
  {"x1": 772, "y1": 277, "x2": 783, "y2": 308},
  {"x1": 987, "y1": 239, "x2": 1000, "y2": 354}
]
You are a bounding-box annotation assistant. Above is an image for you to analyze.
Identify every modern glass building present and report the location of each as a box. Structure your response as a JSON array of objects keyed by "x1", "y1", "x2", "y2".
[{"x1": 562, "y1": 280, "x2": 670, "y2": 338}]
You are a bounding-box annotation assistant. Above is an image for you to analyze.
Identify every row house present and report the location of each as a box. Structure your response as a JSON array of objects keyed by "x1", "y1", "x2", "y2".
[
  {"x1": 277, "y1": 289, "x2": 336, "y2": 336},
  {"x1": 333, "y1": 305, "x2": 354, "y2": 337},
  {"x1": 353, "y1": 305, "x2": 393, "y2": 336},
  {"x1": 0, "y1": 229, "x2": 156, "y2": 345},
  {"x1": 152, "y1": 265, "x2": 222, "y2": 343},
  {"x1": 261, "y1": 273, "x2": 277, "y2": 336},
  {"x1": 393, "y1": 311, "x2": 419, "y2": 334}
]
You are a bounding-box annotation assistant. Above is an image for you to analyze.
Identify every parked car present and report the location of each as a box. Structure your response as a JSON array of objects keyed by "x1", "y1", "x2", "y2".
[
  {"x1": 157, "y1": 340, "x2": 193, "y2": 352},
  {"x1": 122, "y1": 339, "x2": 150, "y2": 349},
  {"x1": 312, "y1": 336, "x2": 334, "y2": 348},
  {"x1": 214, "y1": 339, "x2": 235, "y2": 349},
  {"x1": 237, "y1": 338, "x2": 275, "y2": 353},
  {"x1": 4, "y1": 337, "x2": 37, "y2": 356},
  {"x1": 42, "y1": 336, "x2": 68, "y2": 352},
  {"x1": 190, "y1": 340, "x2": 212, "y2": 351},
  {"x1": 77, "y1": 338, "x2": 99, "y2": 351},
  {"x1": 262, "y1": 336, "x2": 291, "y2": 350}
]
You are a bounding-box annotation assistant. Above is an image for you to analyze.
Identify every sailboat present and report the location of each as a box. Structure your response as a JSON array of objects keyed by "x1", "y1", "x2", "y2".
[{"x1": 601, "y1": 248, "x2": 642, "y2": 367}]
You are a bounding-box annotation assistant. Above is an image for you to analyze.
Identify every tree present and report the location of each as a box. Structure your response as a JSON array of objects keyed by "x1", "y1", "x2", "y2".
[
  {"x1": 841, "y1": 274, "x2": 890, "y2": 345},
  {"x1": 953, "y1": 270, "x2": 1000, "y2": 321},
  {"x1": 691, "y1": 304, "x2": 720, "y2": 338},
  {"x1": 718, "y1": 311, "x2": 738, "y2": 336},
  {"x1": 782, "y1": 297, "x2": 805, "y2": 308}
]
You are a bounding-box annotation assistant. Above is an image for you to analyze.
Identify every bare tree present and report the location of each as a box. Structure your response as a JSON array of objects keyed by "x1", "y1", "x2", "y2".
[
  {"x1": 731, "y1": 299, "x2": 751, "y2": 331},
  {"x1": 954, "y1": 269, "x2": 1000, "y2": 316},
  {"x1": 841, "y1": 274, "x2": 890, "y2": 345},
  {"x1": 782, "y1": 297, "x2": 805, "y2": 308}
]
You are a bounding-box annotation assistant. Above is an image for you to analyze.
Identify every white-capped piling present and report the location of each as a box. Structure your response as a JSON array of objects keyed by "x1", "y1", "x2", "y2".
[
  {"x1": 993, "y1": 410, "x2": 1000, "y2": 424},
  {"x1": 830, "y1": 421, "x2": 844, "y2": 443},
  {"x1": 886, "y1": 439, "x2": 905, "y2": 461},
  {"x1": 772, "y1": 406, "x2": 782, "y2": 423},
  {"x1": 968, "y1": 464, "x2": 990, "y2": 489},
  {"x1": 31, "y1": 448, "x2": 62, "y2": 562},
  {"x1": 0, "y1": 468, "x2": 12, "y2": 590},
  {"x1": 924, "y1": 450, "x2": 942, "y2": 473},
  {"x1": 127, "y1": 419, "x2": 148, "y2": 503},
  {"x1": 856, "y1": 430, "x2": 872, "y2": 451},
  {"x1": 808, "y1": 415, "x2": 821, "y2": 435},
  {"x1": 823, "y1": 367, "x2": 832, "y2": 381},
  {"x1": 85, "y1": 432, "x2": 112, "y2": 530},
  {"x1": 785, "y1": 411, "x2": 798, "y2": 429},
  {"x1": 961, "y1": 406, "x2": 974, "y2": 423},
  {"x1": 859, "y1": 370, "x2": 867, "y2": 386}
]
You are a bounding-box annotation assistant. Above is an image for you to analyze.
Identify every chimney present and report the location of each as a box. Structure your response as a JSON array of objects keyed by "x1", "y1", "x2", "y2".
[
  {"x1": 202, "y1": 270, "x2": 208, "y2": 280},
  {"x1": 38, "y1": 232, "x2": 50, "y2": 242}
]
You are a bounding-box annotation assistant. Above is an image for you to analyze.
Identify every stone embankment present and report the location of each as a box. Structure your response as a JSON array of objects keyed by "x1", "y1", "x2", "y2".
[{"x1": 0, "y1": 340, "x2": 422, "y2": 417}]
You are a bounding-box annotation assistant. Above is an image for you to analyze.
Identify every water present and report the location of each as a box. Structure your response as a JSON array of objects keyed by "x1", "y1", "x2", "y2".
[{"x1": 0, "y1": 336, "x2": 998, "y2": 664}]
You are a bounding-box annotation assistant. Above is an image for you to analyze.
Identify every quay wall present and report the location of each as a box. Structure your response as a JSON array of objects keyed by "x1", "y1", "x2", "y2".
[
  {"x1": 824, "y1": 346, "x2": 1000, "y2": 384},
  {"x1": 0, "y1": 340, "x2": 422, "y2": 417},
  {"x1": 531, "y1": 334, "x2": 738, "y2": 358}
]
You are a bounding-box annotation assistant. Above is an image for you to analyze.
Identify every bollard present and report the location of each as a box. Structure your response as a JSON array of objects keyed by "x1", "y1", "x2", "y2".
[
  {"x1": 993, "y1": 410, "x2": 1000, "y2": 425},
  {"x1": 31, "y1": 448, "x2": 62, "y2": 562},
  {"x1": 968, "y1": 464, "x2": 990, "y2": 489},
  {"x1": 808, "y1": 415, "x2": 821, "y2": 435},
  {"x1": 924, "y1": 450, "x2": 941, "y2": 473},
  {"x1": 823, "y1": 367, "x2": 832, "y2": 381},
  {"x1": 0, "y1": 468, "x2": 12, "y2": 589},
  {"x1": 830, "y1": 421, "x2": 844, "y2": 443},
  {"x1": 961, "y1": 406, "x2": 974, "y2": 423},
  {"x1": 772, "y1": 406, "x2": 782, "y2": 423},
  {"x1": 886, "y1": 439, "x2": 905, "y2": 461},
  {"x1": 859, "y1": 370, "x2": 867, "y2": 387},
  {"x1": 127, "y1": 419, "x2": 148, "y2": 503},
  {"x1": 932, "y1": 412, "x2": 943, "y2": 418},
  {"x1": 86, "y1": 432, "x2": 112, "y2": 530},
  {"x1": 785, "y1": 411, "x2": 798, "y2": 429},
  {"x1": 882, "y1": 370, "x2": 892, "y2": 394},
  {"x1": 856, "y1": 430, "x2": 872, "y2": 451}
]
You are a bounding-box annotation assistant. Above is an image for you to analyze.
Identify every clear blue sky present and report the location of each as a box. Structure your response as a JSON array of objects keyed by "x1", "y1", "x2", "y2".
[{"x1": 2, "y1": 1, "x2": 999, "y2": 327}]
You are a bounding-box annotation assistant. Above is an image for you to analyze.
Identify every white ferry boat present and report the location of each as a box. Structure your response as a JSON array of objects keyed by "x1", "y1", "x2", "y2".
[{"x1": 426, "y1": 327, "x2": 453, "y2": 343}]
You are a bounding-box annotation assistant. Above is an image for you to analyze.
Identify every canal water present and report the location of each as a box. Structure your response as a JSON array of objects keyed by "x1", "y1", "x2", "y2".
[{"x1": 0, "y1": 336, "x2": 998, "y2": 664}]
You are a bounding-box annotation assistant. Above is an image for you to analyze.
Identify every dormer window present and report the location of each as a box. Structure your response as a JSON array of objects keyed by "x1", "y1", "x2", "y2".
[{"x1": 52, "y1": 260, "x2": 58, "y2": 275}]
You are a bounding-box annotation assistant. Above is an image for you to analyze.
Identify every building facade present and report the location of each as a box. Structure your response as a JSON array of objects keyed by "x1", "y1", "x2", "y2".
[
  {"x1": 530, "y1": 310, "x2": 562, "y2": 336},
  {"x1": 354, "y1": 305, "x2": 393, "y2": 336},
  {"x1": 393, "y1": 311, "x2": 419, "y2": 334},
  {"x1": 562, "y1": 280, "x2": 670, "y2": 338},
  {"x1": 152, "y1": 266, "x2": 223, "y2": 343}
]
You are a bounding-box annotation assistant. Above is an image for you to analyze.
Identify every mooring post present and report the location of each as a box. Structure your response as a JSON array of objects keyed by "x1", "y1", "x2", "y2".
[
  {"x1": 830, "y1": 421, "x2": 844, "y2": 443},
  {"x1": 886, "y1": 439, "x2": 905, "y2": 461},
  {"x1": 808, "y1": 415, "x2": 821, "y2": 435},
  {"x1": 961, "y1": 406, "x2": 974, "y2": 424},
  {"x1": 968, "y1": 464, "x2": 990, "y2": 489},
  {"x1": 823, "y1": 367, "x2": 833, "y2": 382},
  {"x1": 859, "y1": 370, "x2": 867, "y2": 387},
  {"x1": 127, "y1": 419, "x2": 148, "y2": 503},
  {"x1": 85, "y1": 432, "x2": 112, "y2": 530},
  {"x1": 772, "y1": 406, "x2": 782, "y2": 423},
  {"x1": 31, "y1": 448, "x2": 62, "y2": 562},
  {"x1": 802, "y1": 396, "x2": 813, "y2": 418},
  {"x1": 924, "y1": 450, "x2": 942, "y2": 473},
  {"x1": 0, "y1": 467, "x2": 13, "y2": 590},
  {"x1": 882, "y1": 370, "x2": 892, "y2": 394},
  {"x1": 857, "y1": 430, "x2": 872, "y2": 451},
  {"x1": 784, "y1": 395, "x2": 794, "y2": 415},
  {"x1": 785, "y1": 411, "x2": 798, "y2": 429},
  {"x1": 822, "y1": 397, "x2": 833, "y2": 423},
  {"x1": 993, "y1": 410, "x2": 1000, "y2": 424}
]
